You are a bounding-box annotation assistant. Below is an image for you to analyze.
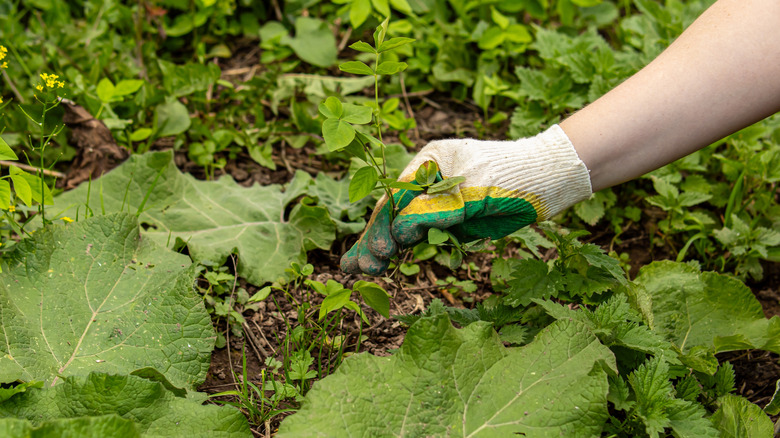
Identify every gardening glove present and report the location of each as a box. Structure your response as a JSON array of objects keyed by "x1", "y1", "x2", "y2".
[{"x1": 341, "y1": 125, "x2": 593, "y2": 275}]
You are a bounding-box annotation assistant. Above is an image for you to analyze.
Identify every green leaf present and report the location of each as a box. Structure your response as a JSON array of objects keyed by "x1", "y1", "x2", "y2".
[
  {"x1": 377, "y1": 37, "x2": 415, "y2": 53},
  {"x1": 0, "y1": 373, "x2": 251, "y2": 437},
  {"x1": 388, "y1": 181, "x2": 423, "y2": 191},
  {"x1": 158, "y1": 60, "x2": 220, "y2": 98},
  {"x1": 113, "y1": 79, "x2": 145, "y2": 96},
  {"x1": 0, "y1": 136, "x2": 18, "y2": 160},
  {"x1": 355, "y1": 281, "x2": 390, "y2": 318},
  {"x1": 96, "y1": 78, "x2": 115, "y2": 103},
  {"x1": 341, "y1": 103, "x2": 373, "y2": 124},
  {"x1": 319, "y1": 289, "x2": 352, "y2": 320},
  {"x1": 339, "y1": 61, "x2": 374, "y2": 76},
  {"x1": 0, "y1": 381, "x2": 43, "y2": 403},
  {"x1": 371, "y1": 0, "x2": 390, "y2": 17},
  {"x1": 375, "y1": 61, "x2": 407, "y2": 75},
  {"x1": 764, "y1": 380, "x2": 780, "y2": 415},
  {"x1": 47, "y1": 152, "x2": 336, "y2": 286},
  {"x1": 129, "y1": 128, "x2": 153, "y2": 142},
  {"x1": 308, "y1": 173, "x2": 371, "y2": 234},
  {"x1": 635, "y1": 261, "x2": 780, "y2": 355},
  {"x1": 322, "y1": 118, "x2": 356, "y2": 151},
  {"x1": 711, "y1": 395, "x2": 774, "y2": 438},
  {"x1": 0, "y1": 214, "x2": 212, "y2": 388},
  {"x1": 348, "y1": 41, "x2": 376, "y2": 54},
  {"x1": 505, "y1": 259, "x2": 563, "y2": 307},
  {"x1": 349, "y1": 0, "x2": 371, "y2": 28},
  {"x1": 9, "y1": 171, "x2": 31, "y2": 207},
  {"x1": 0, "y1": 180, "x2": 11, "y2": 210},
  {"x1": 349, "y1": 166, "x2": 378, "y2": 202},
  {"x1": 427, "y1": 227, "x2": 448, "y2": 245},
  {"x1": 318, "y1": 96, "x2": 343, "y2": 119},
  {"x1": 282, "y1": 17, "x2": 337, "y2": 68},
  {"x1": 278, "y1": 316, "x2": 615, "y2": 436},
  {"x1": 426, "y1": 176, "x2": 465, "y2": 194},
  {"x1": 155, "y1": 99, "x2": 191, "y2": 137},
  {"x1": 18, "y1": 171, "x2": 53, "y2": 205}
]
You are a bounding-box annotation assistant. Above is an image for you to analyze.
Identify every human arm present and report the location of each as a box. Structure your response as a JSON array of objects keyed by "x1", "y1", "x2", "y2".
[{"x1": 563, "y1": 0, "x2": 780, "y2": 191}]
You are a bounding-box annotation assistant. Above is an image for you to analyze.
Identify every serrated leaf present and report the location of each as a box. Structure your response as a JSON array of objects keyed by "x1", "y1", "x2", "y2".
[
  {"x1": 46, "y1": 152, "x2": 336, "y2": 286},
  {"x1": 322, "y1": 118, "x2": 356, "y2": 151},
  {"x1": 635, "y1": 261, "x2": 780, "y2": 355},
  {"x1": 0, "y1": 214, "x2": 212, "y2": 388},
  {"x1": 278, "y1": 316, "x2": 616, "y2": 436},
  {"x1": 711, "y1": 394, "x2": 774, "y2": 438},
  {"x1": 505, "y1": 259, "x2": 563, "y2": 307},
  {"x1": 377, "y1": 37, "x2": 415, "y2": 53},
  {"x1": 0, "y1": 136, "x2": 18, "y2": 161},
  {"x1": 0, "y1": 373, "x2": 251, "y2": 437},
  {"x1": 375, "y1": 61, "x2": 407, "y2": 75},
  {"x1": 339, "y1": 61, "x2": 374, "y2": 76},
  {"x1": 318, "y1": 96, "x2": 343, "y2": 119},
  {"x1": 425, "y1": 176, "x2": 465, "y2": 194}
]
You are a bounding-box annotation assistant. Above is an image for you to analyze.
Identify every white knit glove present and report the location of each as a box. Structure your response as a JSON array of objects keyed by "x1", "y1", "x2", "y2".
[{"x1": 342, "y1": 125, "x2": 593, "y2": 275}]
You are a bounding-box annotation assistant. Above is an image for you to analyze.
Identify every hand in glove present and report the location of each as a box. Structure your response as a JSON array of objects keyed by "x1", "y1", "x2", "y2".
[{"x1": 341, "y1": 125, "x2": 593, "y2": 275}]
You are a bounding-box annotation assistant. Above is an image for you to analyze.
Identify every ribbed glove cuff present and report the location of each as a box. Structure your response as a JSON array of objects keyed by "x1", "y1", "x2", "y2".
[{"x1": 479, "y1": 125, "x2": 593, "y2": 220}]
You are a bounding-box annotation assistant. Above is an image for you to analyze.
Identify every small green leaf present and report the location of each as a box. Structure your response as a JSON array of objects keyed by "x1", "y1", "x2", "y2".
[
  {"x1": 426, "y1": 176, "x2": 466, "y2": 194},
  {"x1": 389, "y1": 181, "x2": 423, "y2": 191},
  {"x1": 377, "y1": 37, "x2": 415, "y2": 53},
  {"x1": 339, "y1": 61, "x2": 374, "y2": 76},
  {"x1": 0, "y1": 180, "x2": 10, "y2": 210},
  {"x1": 322, "y1": 119, "x2": 356, "y2": 151},
  {"x1": 96, "y1": 78, "x2": 115, "y2": 103},
  {"x1": 319, "y1": 96, "x2": 344, "y2": 119},
  {"x1": 349, "y1": 41, "x2": 376, "y2": 54},
  {"x1": 0, "y1": 136, "x2": 18, "y2": 161},
  {"x1": 376, "y1": 61, "x2": 408, "y2": 75},
  {"x1": 355, "y1": 281, "x2": 390, "y2": 318},
  {"x1": 9, "y1": 172, "x2": 32, "y2": 207},
  {"x1": 428, "y1": 228, "x2": 448, "y2": 245},
  {"x1": 129, "y1": 128, "x2": 153, "y2": 142},
  {"x1": 349, "y1": 166, "x2": 378, "y2": 202},
  {"x1": 113, "y1": 79, "x2": 145, "y2": 96},
  {"x1": 155, "y1": 100, "x2": 191, "y2": 137},
  {"x1": 490, "y1": 6, "x2": 510, "y2": 30},
  {"x1": 319, "y1": 289, "x2": 352, "y2": 320},
  {"x1": 341, "y1": 103, "x2": 373, "y2": 124},
  {"x1": 765, "y1": 381, "x2": 780, "y2": 415},
  {"x1": 248, "y1": 286, "x2": 272, "y2": 302}
]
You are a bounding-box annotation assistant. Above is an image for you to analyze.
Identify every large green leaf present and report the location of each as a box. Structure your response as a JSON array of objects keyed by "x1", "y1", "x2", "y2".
[
  {"x1": 0, "y1": 372, "x2": 251, "y2": 437},
  {"x1": 0, "y1": 214, "x2": 212, "y2": 388},
  {"x1": 281, "y1": 17, "x2": 337, "y2": 68},
  {"x1": 278, "y1": 315, "x2": 616, "y2": 437},
  {"x1": 48, "y1": 151, "x2": 335, "y2": 285},
  {"x1": 711, "y1": 395, "x2": 774, "y2": 438},
  {"x1": 635, "y1": 261, "x2": 780, "y2": 354}
]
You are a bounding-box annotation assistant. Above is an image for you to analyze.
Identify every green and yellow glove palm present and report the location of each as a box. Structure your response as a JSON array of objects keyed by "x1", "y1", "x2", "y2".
[{"x1": 341, "y1": 125, "x2": 593, "y2": 275}]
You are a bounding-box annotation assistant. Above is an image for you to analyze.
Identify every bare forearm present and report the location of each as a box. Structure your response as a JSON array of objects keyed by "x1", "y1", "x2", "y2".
[{"x1": 561, "y1": 0, "x2": 780, "y2": 191}]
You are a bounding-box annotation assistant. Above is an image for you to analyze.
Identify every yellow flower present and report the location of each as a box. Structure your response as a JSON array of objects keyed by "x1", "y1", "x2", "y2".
[
  {"x1": 60, "y1": 216, "x2": 74, "y2": 223},
  {"x1": 0, "y1": 62, "x2": 6, "y2": 69},
  {"x1": 0, "y1": 45, "x2": 7, "y2": 67},
  {"x1": 7, "y1": 205, "x2": 15, "y2": 212},
  {"x1": 0, "y1": 96, "x2": 3, "y2": 104},
  {"x1": 35, "y1": 84, "x2": 43, "y2": 92}
]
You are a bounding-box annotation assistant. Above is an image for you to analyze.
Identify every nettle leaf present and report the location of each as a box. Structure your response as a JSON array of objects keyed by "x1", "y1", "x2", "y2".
[
  {"x1": 348, "y1": 166, "x2": 378, "y2": 202},
  {"x1": 0, "y1": 373, "x2": 251, "y2": 437},
  {"x1": 711, "y1": 394, "x2": 774, "y2": 438},
  {"x1": 278, "y1": 315, "x2": 616, "y2": 437},
  {"x1": 635, "y1": 261, "x2": 780, "y2": 355},
  {"x1": 47, "y1": 152, "x2": 336, "y2": 286},
  {"x1": 0, "y1": 214, "x2": 212, "y2": 388},
  {"x1": 504, "y1": 258, "x2": 564, "y2": 306}
]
